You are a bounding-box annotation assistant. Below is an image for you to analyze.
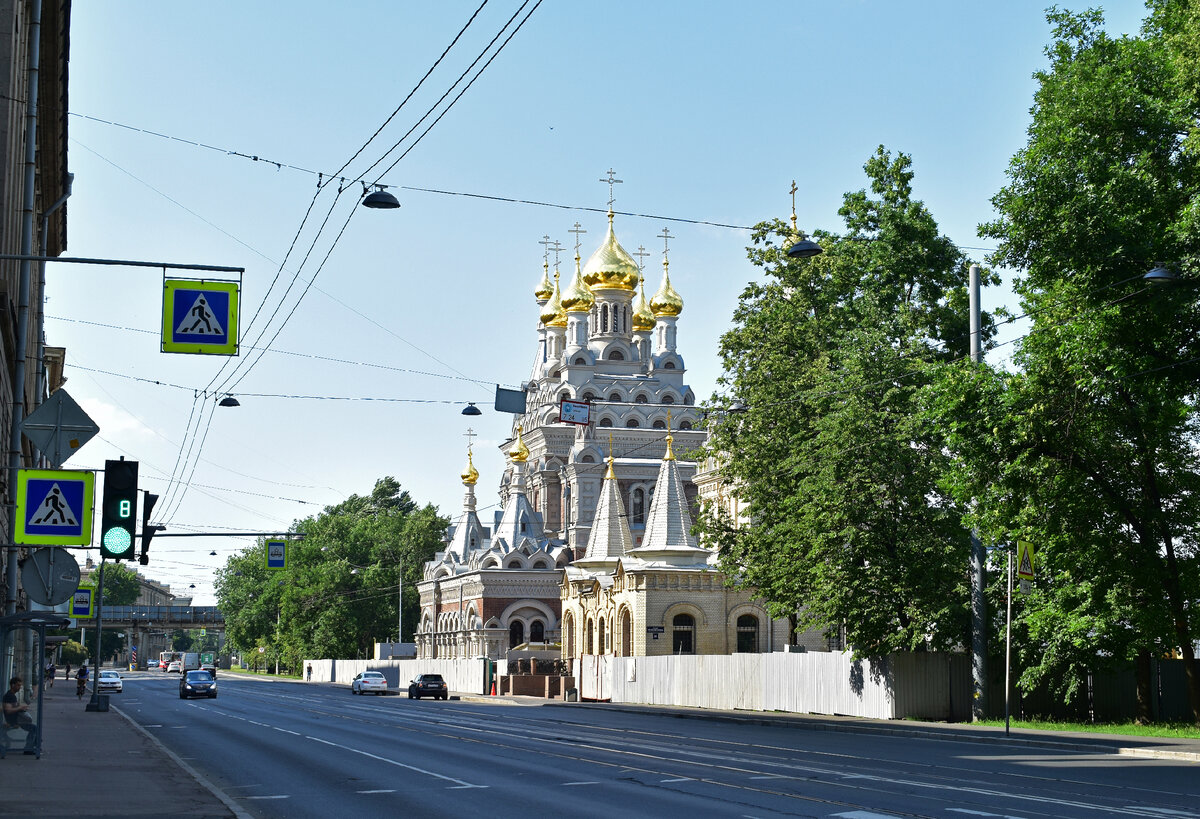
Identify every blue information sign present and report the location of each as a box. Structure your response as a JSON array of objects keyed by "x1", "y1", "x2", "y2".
[
  {"x1": 265, "y1": 540, "x2": 287, "y2": 570},
  {"x1": 161, "y1": 278, "x2": 240, "y2": 355}
]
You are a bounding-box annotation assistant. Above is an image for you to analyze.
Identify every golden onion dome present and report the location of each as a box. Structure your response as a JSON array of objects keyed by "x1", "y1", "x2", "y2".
[
  {"x1": 461, "y1": 448, "x2": 479, "y2": 485},
  {"x1": 559, "y1": 256, "x2": 595, "y2": 313},
  {"x1": 650, "y1": 258, "x2": 684, "y2": 317},
  {"x1": 540, "y1": 270, "x2": 567, "y2": 327},
  {"x1": 632, "y1": 279, "x2": 655, "y2": 332},
  {"x1": 582, "y1": 211, "x2": 640, "y2": 291},
  {"x1": 534, "y1": 261, "x2": 554, "y2": 302},
  {"x1": 508, "y1": 425, "x2": 530, "y2": 463}
]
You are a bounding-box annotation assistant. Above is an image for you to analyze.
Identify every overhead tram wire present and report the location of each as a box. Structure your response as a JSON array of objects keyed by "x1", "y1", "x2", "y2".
[{"x1": 155, "y1": 3, "x2": 548, "y2": 523}]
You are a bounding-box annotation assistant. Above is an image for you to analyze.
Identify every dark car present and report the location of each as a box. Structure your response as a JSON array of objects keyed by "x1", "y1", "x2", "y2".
[
  {"x1": 179, "y1": 669, "x2": 217, "y2": 699},
  {"x1": 408, "y1": 673, "x2": 448, "y2": 700}
]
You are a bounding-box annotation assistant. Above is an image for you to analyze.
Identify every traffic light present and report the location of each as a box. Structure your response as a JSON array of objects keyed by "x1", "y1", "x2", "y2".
[
  {"x1": 101, "y1": 459, "x2": 138, "y2": 560},
  {"x1": 139, "y1": 492, "x2": 160, "y2": 566}
]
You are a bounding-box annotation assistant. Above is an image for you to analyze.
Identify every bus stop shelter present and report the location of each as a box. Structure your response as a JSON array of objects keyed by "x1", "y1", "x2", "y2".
[{"x1": 1, "y1": 611, "x2": 70, "y2": 759}]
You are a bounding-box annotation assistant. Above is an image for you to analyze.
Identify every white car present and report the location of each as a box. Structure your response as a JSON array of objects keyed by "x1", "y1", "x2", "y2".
[
  {"x1": 166, "y1": 661, "x2": 182, "y2": 673},
  {"x1": 97, "y1": 670, "x2": 123, "y2": 693},
  {"x1": 351, "y1": 671, "x2": 389, "y2": 695}
]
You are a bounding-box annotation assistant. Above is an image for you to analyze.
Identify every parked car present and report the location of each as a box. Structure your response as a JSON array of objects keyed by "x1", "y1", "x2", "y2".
[
  {"x1": 97, "y1": 670, "x2": 123, "y2": 694},
  {"x1": 200, "y1": 664, "x2": 217, "y2": 679},
  {"x1": 408, "y1": 673, "x2": 448, "y2": 700},
  {"x1": 166, "y1": 661, "x2": 182, "y2": 673},
  {"x1": 351, "y1": 671, "x2": 389, "y2": 695},
  {"x1": 179, "y1": 669, "x2": 217, "y2": 699}
]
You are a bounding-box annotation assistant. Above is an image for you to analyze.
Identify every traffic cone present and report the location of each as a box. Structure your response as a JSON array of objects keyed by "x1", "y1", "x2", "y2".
[{"x1": 490, "y1": 679, "x2": 497, "y2": 696}]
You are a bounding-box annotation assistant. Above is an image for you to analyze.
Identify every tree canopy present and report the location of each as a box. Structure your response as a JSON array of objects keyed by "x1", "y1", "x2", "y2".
[
  {"x1": 927, "y1": 4, "x2": 1200, "y2": 723},
  {"x1": 700, "y1": 147, "x2": 997, "y2": 657},
  {"x1": 214, "y1": 477, "x2": 447, "y2": 669}
]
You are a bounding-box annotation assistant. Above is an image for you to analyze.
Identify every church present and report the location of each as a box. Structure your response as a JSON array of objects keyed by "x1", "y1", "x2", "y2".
[{"x1": 415, "y1": 200, "x2": 790, "y2": 663}]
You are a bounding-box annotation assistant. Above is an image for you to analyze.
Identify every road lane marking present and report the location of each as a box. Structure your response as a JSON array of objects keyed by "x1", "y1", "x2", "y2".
[
  {"x1": 357, "y1": 789, "x2": 396, "y2": 794},
  {"x1": 562, "y1": 781, "x2": 601, "y2": 786},
  {"x1": 661, "y1": 777, "x2": 694, "y2": 783},
  {"x1": 272, "y1": 727, "x2": 301, "y2": 736},
  {"x1": 305, "y1": 735, "x2": 486, "y2": 789},
  {"x1": 244, "y1": 795, "x2": 290, "y2": 800}
]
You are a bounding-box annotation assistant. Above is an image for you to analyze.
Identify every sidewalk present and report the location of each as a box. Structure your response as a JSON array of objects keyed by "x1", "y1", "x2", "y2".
[{"x1": 0, "y1": 673, "x2": 244, "y2": 819}]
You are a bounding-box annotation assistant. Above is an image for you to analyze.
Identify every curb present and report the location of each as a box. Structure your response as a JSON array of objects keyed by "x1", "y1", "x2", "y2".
[{"x1": 112, "y1": 704, "x2": 253, "y2": 819}]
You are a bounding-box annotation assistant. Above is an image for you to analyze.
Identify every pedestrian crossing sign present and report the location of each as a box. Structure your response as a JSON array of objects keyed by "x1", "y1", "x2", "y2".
[
  {"x1": 161, "y1": 277, "x2": 240, "y2": 355},
  {"x1": 15, "y1": 468, "x2": 95, "y2": 545}
]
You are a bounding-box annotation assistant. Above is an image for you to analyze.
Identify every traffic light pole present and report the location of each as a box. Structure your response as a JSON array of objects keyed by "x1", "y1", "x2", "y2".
[{"x1": 87, "y1": 557, "x2": 105, "y2": 709}]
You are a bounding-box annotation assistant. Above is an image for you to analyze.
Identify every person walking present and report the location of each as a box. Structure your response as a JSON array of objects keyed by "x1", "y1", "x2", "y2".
[{"x1": 306, "y1": 664, "x2": 313, "y2": 682}]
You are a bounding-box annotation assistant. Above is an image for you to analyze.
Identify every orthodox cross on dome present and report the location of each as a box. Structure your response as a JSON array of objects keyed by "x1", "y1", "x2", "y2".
[
  {"x1": 539, "y1": 235, "x2": 553, "y2": 265},
  {"x1": 569, "y1": 222, "x2": 588, "y2": 258},
  {"x1": 551, "y1": 239, "x2": 565, "y2": 269},
  {"x1": 634, "y1": 244, "x2": 650, "y2": 273},
  {"x1": 789, "y1": 179, "x2": 799, "y2": 233},
  {"x1": 600, "y1": 168, "x2": 623, "y2": 210},
  {"x1": 463, "y1": 427, "x2": 477, "y2": 449},
  {"x1": 658, "y1": 227, "x2": 675, "y2": 260}
]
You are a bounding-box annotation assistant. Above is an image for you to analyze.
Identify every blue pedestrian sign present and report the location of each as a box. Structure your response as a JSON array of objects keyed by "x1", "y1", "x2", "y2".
[
  {"x1": 15, "y1": 468, "x2": 95, "y2": 545},
  {"x1": 265, "y1": 540, "x2": 288, "y2": 571},
  {"x1": 161, "y1": 277, "x2": 240, "y2": 355}
]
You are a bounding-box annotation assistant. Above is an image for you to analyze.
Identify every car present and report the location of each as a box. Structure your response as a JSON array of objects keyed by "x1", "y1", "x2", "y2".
[
  {"x1": 200, "y1": 664, "x2": 217, "y2": 679},
  {"x1": 408, "y1": 673, "x2": 448, "y2": 700},
  {"x1": 351, "y1": 671, "x2": 389, "y2": 695},
  {"x1": 166, "y1": 661, "x2": 182, "y2": 673},
  {"x1": 179, "y1": 669, "x2": 217, "y2": 699},
  {"x1": 97, "y1": 670, "x2": 123, "y2": 694}
]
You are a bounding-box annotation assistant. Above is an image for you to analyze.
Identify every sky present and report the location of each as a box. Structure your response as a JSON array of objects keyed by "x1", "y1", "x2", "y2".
[{"x1": 53, "y1": 1, "x2": 1150, "y2": 605}]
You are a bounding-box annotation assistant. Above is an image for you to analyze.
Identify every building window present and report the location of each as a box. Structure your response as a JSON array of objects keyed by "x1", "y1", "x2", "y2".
[
  {"x1": 652, "y1": 420, "x2": 665, "y2": 429},
  {"x1": 586, "y1": 619, "x2": 595, "y2": 654},
  {"x1": 636, "y1": 394, "x2": 648, "y2": 404},
  {"x1": 609, "y1": 350, "x2": 624, "y2": 360},
  {"x1": 601, "y1": 304, "x2": 609, "y2": 332},
  {"x1": 736, "y1": 614, "x2": 759, "y2": 653},
  {"x1": 626, "y1": 418, "x2": 640, "y2": 428},
  {"x1": 584, "y1": 392, "x2": 595, "y2": 402},
  {"x1": 672, "y1": 614, "x2": 695, "y2": 654},
  {"x1": 621, "y1": 610, "x2": 632, "y2": 656},
  {"x1": 609, "y1": 392, "x2": 621, "y2": 402},
  {"x1": 598, "y1": 618, "x2": 606, "y2": 654},
  {"x1": 631, "y1": 488, "x2": 645, "y2": 525},
  {"x1": 510, "y1": 620, "x2": 525, "y2": 648},
  {"x1": 575, "y1": 357, "x2": 587, "y2": 365},
  {"x1": 662, "y1": 395, "x2": 675, "y2": 404},
  {"x1": 564, "y1": 613, "x2": 574, "y2": 656},
  {"x1": 599, "y1": 417, "x2": 613, "y2": 427},
  {"x1": 664, "y1": 361, "x2": 676, "y2": 369},
  {"x1": 679, "y1": 421, "x2": 693, "y2": 430},
  {"x1": 530, "y1": 620, "x2": 545, "y2": 642}
]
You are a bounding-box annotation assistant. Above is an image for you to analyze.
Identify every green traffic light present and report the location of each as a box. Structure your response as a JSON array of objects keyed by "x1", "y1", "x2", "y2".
[{"x1": 102, "y1": 527, "x2": 132, "y2": 555}]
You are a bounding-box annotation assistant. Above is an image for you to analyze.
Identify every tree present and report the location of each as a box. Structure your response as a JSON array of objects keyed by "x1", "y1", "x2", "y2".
[
  {"x1": 931, "y1": 5, "x2": 1200, "y2": 723},
  {"x1": 700, "y1": 147, "x2": 997, "y2": 657},
  {"x1": 214, "y1": 477, "x2": 447, "y2": 666},
  {"x1": 98, "y1": 562, "x2": 141, "y2": 606}
]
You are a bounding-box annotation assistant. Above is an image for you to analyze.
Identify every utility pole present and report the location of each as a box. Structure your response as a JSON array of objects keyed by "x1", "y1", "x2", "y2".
[{"x1": 969, "y1": 263, "x2": 988, "y2": 720}]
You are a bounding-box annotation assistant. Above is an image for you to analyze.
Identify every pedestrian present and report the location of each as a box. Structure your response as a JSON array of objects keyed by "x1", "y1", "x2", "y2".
[
  {"x1": 3, "y1": 677, "x2": 37, "y2": 754},
  {"x1": 64, "y1": 662, "x2": 70, "y2": 680},
  {"x1": 46, "y1": 660, "x2": 55, "y2": 688},
  {"x1": 306, "y1": 664, "x2": 313, "y2": 682}
]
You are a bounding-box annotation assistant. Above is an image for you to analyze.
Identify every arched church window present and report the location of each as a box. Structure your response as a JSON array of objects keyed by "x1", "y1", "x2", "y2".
[
  {"x1": 563, "y1": 613, "x2": 574, "y2": 656},
  {"x1": 621, "y1": 610, "x2": 632, "y2": 657},
  {"x1": 601, "y1": 304, "x2": 609, "y2": 332},
  {"x1": 574, "y1": 357, "x2": 587, "y2": 365},
  {"x1": 581, "y1": 455, "x2": 596, "y2": 464},
  {"x1": 598, "y1": 417, "x2": 613, "y2": 427},
  {"x1": 598, "y1": 618, "x2": 606, "y2": 655},
  {"x1": 635, "y1": 394, "x2": 648, "y2": 404},
  {"x1": 609, "y1": 393, "x2": 621, "y2": 402},
  {"x1": 586, "y1": 620, "x2": 595, "y2": 654},
  {"x1": 664, "y1": 361, "x2": 676, "y2": 369},
  {"x1": 662, "y1": 395, "x2": 675, "y2": 404},
  {"x1": 736, "y1": 614, "x2": 759, "y2": 653},
  {"x1": 613, "y1": 307, "x2": 620, "y2": 333},
  {"x1": 631, "y1": 489, "x2": 644, "y2": 525},
  {"x1": 506, "y1": 559, "x2": 522, "y2": 569},
  {"x1": 652, "y1": 420, "x2": 665, "y2": 429},
  {"x1": 559, "y1": 391, "x2": 570, "y2": 402},
  {"x1": 583, "y1": 392, "x2": 595, "y2": 402},
  {"x1": 672, "y1": 614, "x2": 695, "y2": 654},
  {"x1": 609, "y1": 350, "x2": 624, "y2": 360},
  {"x1": 530, "y1": 620, "x2": 545, "y2": 642},
  {"x1": 626, "y1": 419, "x2": 639, "y2": 428},
  {"x1": 532, "y1": 560, "x2": 549, "y2": 569},
  {"x1": 679, "y1": 421, "x2": 693, "y2": 430},
  {"x1": 684, "y1": 391, "x2": 694, "y2": 405},
  {"x1": 509, "y1": 620, "x2": 525, "y2": 648}
]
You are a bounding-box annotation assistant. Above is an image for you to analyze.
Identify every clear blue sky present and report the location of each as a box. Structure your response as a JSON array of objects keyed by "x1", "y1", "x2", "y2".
[{"x1": 55, "y1": 1, "x2": 1149, "y2": 603}]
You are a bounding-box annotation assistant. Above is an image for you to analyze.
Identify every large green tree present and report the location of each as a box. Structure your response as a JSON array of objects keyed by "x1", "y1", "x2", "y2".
[
  {"x1": 929, "y1": 4, "x2": 1200, "y2": 723},
  {"x1": 214, "y1": 477, "x2": 446, "y2": 668},
  {"x1": 700, "y1": 148, "x2": 997, "y2": 656}
]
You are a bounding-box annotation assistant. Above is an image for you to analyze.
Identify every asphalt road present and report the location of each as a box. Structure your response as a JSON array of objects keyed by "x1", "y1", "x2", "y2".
[{"x1": 117, "y1": 671, "x2": 1198, "y2": 819}]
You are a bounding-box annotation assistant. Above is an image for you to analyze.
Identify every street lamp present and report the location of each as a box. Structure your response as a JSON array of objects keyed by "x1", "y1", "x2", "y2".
[{"x1": 361, "y1": 185, "x2": 401, "y2": 210}]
